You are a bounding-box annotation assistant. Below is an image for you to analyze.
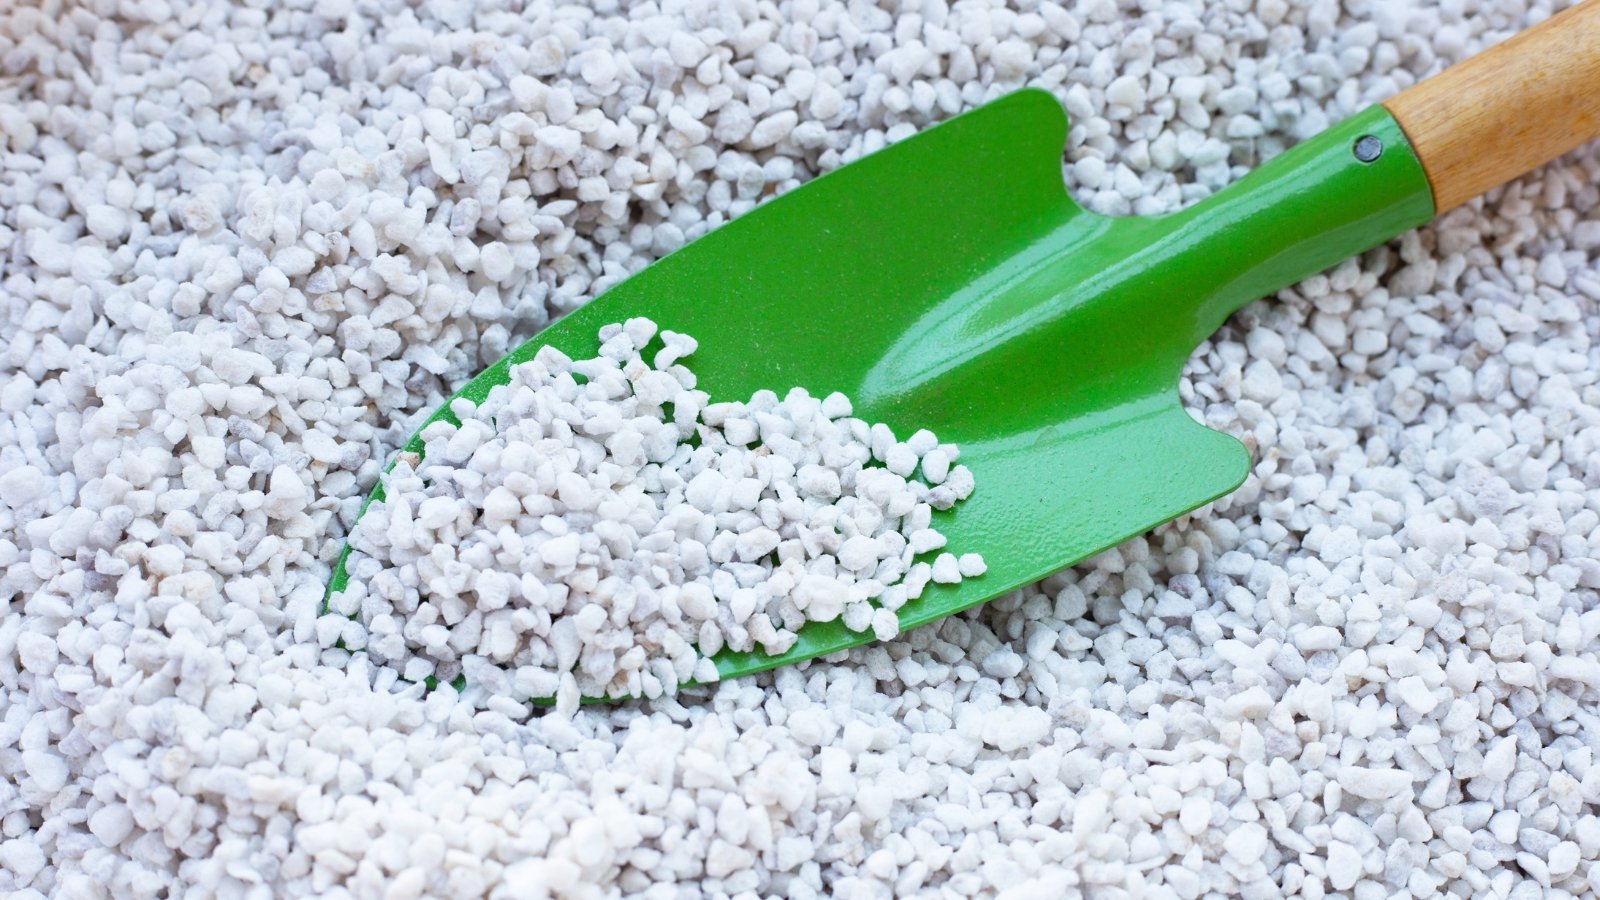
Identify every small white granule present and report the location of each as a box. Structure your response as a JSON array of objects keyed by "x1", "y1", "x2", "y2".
[{"x1": 336, "y1": 319, "x2": 983, "y2": 700}]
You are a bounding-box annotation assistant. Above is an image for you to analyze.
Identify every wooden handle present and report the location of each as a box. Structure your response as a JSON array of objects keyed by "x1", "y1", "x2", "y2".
[{"x1": 1383, "y1": 0, "x2": 1600, "y2": 213}]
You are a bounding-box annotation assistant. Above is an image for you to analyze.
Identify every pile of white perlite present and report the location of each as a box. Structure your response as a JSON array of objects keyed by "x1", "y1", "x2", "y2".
[
  {"x1": 2, "y1": 0, "x2": 1598, "y2": 897},
  {"x1": 339, "y1": 317, "x2": 979, "y2": 706}
]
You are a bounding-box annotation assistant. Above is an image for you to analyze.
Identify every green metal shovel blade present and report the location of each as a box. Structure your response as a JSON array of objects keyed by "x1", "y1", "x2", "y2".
[{"x1": 327, "y1": 88, "x2": 1434, "y2": 695}]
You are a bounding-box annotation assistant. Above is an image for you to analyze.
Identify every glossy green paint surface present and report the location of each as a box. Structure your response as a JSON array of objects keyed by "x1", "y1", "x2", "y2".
[{"x1": 326, "y1": 89, "x2": 1433, "y2": 697}]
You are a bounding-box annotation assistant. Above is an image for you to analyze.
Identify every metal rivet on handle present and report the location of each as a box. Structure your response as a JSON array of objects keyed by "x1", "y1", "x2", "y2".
[{"x1": 1353, "y1": 134, "x2": 1383, "y2": 163}]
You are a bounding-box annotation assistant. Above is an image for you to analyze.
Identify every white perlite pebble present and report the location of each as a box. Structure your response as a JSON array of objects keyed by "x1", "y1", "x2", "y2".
[
  {"x1": 1224, "y1": 822, "x2": 1268, "y2": 863},
  {"x1": 1336, "y1": 765, "x2": 1414, "y2": 801},
  {"x1": 21, "y1": 751, "x2": 68, "y2": 793},
  {"x1": 2, "y1": 0, "x2": 1599, "y2": 896},
  {"x1": 1327, "y1": 840, "x2": 1365, "y2": 891},
  {"x1": 981, "y1": 706, "x2": 1053, "y2": 752},
  {"x1": 88, "y1": 807, "x2": 136, "y2": 848},
  {"x1": 338, "y1": 320, "x2": 982, "y2": 699}
]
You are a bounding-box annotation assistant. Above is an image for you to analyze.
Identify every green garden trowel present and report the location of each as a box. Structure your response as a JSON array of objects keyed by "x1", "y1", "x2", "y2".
[{"x1": 329, "y1": 3, "x2": 1600, "y2": 698}]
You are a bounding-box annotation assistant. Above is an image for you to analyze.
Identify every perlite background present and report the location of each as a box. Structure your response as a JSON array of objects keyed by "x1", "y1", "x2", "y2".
[{"x1": 0, "y1": 0, "x2": 1597, "y2": 896}]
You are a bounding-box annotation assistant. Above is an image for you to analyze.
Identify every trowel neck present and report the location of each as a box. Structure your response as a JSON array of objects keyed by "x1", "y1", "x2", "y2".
[{"x1": 1165, "y1": 104, "x2": 1436, "y2": 344}]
